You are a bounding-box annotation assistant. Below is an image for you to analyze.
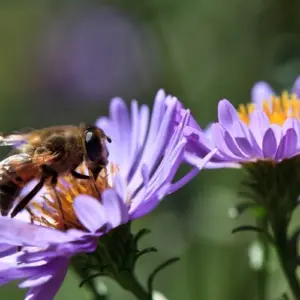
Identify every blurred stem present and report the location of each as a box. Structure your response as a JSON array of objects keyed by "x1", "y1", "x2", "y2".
[
  {"x1": 118, "y1": 272, "x2": 150, "y2": 300},
  {"x1": 256, "y1": 216, "x2": 269, "y2": 300},
  {"x1": 272, "y1": 222, "x2": 300, "y2": 300}
]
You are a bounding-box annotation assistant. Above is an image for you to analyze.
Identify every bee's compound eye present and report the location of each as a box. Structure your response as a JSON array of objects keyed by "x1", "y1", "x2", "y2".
[
  {"x1": 85, "y1": 130, "x2": 102, "y2": 162},
  {"x1": 85, "y1": 131, "x2": 94, "y2": 143}
]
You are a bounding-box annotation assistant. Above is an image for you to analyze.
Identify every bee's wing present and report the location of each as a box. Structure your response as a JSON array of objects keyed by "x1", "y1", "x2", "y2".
[
  {"x1": 0, "y1": 151, "x2": 58, "y2": 176},
  {"x1": 0, "y1": 133, "x2": 29, "y2": 147},
  {"x1": 0, "y1": 154, "x2": 36, "y2": 183},
  {"x1": 32, "y1": 150, "x2": 59, "y2": 165},
  {"x1": 0, "y1": 153, "x2": 33, "y2": 169}
]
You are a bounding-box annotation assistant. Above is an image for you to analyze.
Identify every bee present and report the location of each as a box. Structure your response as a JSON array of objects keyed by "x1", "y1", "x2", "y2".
[{"x1": 0, "y1": 124, "x2": 111, "y2": 218}]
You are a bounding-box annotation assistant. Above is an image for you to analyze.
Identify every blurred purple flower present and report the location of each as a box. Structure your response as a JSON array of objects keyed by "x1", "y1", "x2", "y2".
[
  {"x1": 0, "y1": 90, "x2": 214, "y2": 299},
  {"x1": 185, "y1": 77, "x2": 300, "y2": 167},
  {"x1": 39, "y1": 7, "x2": 159, "y2": 100}
]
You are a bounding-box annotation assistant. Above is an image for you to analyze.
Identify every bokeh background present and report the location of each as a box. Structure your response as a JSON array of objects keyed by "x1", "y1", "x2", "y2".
[{"x1": 0, "y1": 1, "x2": 299, "y2": 299}]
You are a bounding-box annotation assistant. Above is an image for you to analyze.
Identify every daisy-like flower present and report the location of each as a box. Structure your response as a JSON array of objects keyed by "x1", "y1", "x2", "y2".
[
  {"x1": 186, "y1": 77, "x2": 300, "y2": 167},
  {"x1": 0, "y1": 90, "x2": 214, "y2": 300}
]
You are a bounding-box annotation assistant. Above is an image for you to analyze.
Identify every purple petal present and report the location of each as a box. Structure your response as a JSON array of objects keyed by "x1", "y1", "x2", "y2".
[
  {"x1": 292, "y1": 76, "x2": 300, "y2": 98},
  {"x1": 0, "y1": 244, "x2": 18, "y2": 258},
  {"x1": 138, "y1": 104, "x2": 150, "y2": 148},
  {"x1": 127, "y1": 95, "x2": 177, "y2": 192},
  {"x1": 0, "y1": 218, "x2": 74, "y2": 247},
  {"x1": 109, "y1": 97, "x2": 131, "y2": 176},
  {"x1": 24, "y1": 258, "x2": 68, "y2": 300},
  {"x1": 129, "y1": 138, "x2": 186, "y2": 216},
  {"x1": 262, "y1": 128, "x2": 277, "y2": 158},
  {"x1": 184, "y1": 148, "x2": 217, "y2": 170},
  {"x1": 96, "y1": 117, "x2": 118, "y2": 164},
  {"x1": 282, "y1": 118, "x2": 299, "y2": 135},
  {"x1": 19, "y1": 274, "x2": 52, "y2": 288},
  {"x1": 251, "y1": 81, "x2": 275, "y2": 107},
  {"x1": 249, "y1": 110, "x2": 270, "y2": 147},
  {"x1": 218, "y1": 99, "x2": 239, "y2": 129},
  {"x1": 114, "y1": 174, "x2": 127, "y2": 200},
  {"x1": 127, "y1": 165, "x2": 150, "y2": 214},
  {"x1": 168, "y1": 110, "x2": 190, "y2": 149},
  {"x1": 211, "y1": 123, "x2": 239, "y2": 160},
  {"x1": 232, "y1": 121, "x2": 262, "y2": 157},
  {"x1": 231, "y1": 120, "x2": 250, "y2": 139},
  {"x1": 168, "y1": 149, "x2": 217, "y2": 194},
  {"x1": 270, "y1": 124, "x2": 282, "y2": 144},
  {"x1": 203, "y1": 123, "x2": 212, "y2": 139},
  {"x1": 0, "y1": 253, "x2": 51, "y2": 285},
  {"x1": 146, "y1": 140, "x2": 186, "y2": 194},
  {"x1": 235, "y1": 137, "x2": 253, "y2": 156},
  {"x1": 17, "y1": 236, "x2": 96, "y2": 264},
  {"x1": 224, "y1": 131, "x2": 247, "y2": 158},
  {"x1": 143, "y1": 89, "x2": 167, "y2": 151},
  {"x1": 74, "y1": 196, "x2": 105, "y2": 232},
  {"x1": 141, "y1": 164, "x2": 149, "y2": 187},
  {"x1": 275, "y1": 128, "x2": 298, "y2": 160},
  {"x1": 129, "y1": 194, "x2": 160, "y2": 219},
  {"x1": 102, "y1": 189, "x2": 128, "y2": 228},
  {"x1": 129, "y1": 100, "x2": 139, "y2": 154},
  {"x1": 183, "y1": 125, "x2": 215, "y2": 156}
]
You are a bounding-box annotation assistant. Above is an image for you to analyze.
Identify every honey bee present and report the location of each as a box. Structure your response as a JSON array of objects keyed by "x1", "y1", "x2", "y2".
[{"x1": 0, "y1": 124, "x2": 111, "y2": 218}]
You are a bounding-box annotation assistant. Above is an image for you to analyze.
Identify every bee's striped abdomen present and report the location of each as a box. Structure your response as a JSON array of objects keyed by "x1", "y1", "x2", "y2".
[
  {"x1": 0, "y1": 154, "x2": 35, "y2": 216},
  {"x1": 0, "y1": 181, "x2": 21, "y2": 216}
]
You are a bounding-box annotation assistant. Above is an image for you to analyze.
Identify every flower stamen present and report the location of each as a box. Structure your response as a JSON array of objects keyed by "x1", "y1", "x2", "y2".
[{"x1": 238, "y1": 91, "x2": 300, "y2": 125}]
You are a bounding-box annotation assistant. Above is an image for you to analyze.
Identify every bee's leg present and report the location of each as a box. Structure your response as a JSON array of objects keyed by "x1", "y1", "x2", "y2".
[
  {"x1": 26, "y1": 207, "x2": 34, "y2": 224},
  {"x1": 50, "y1": 174, "x2": 65, "y2": 222},
  {"x1": 10, "y1": 176, "x2": 47, "y2": 218},
  {"x1": 41, "y1": 165, "x2": 67, "y2": 229},
  {"x1": 91, "y1": 166, "x2": 102, "y2": 180},
  {"x1": 87, "y1": 165, "x2": 102, "y2": 197},
  {"x1": 71, "y1": 170, "x2": 91, "y2": 180}
]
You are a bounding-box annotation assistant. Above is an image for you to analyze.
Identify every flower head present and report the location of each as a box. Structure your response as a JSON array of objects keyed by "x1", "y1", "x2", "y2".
[
  {"x1": 186, "y1": 77, "x2": 300, "y2": 167},
  {"x1": 0, "y1": 89, "x2": 213, "y2": 299}
]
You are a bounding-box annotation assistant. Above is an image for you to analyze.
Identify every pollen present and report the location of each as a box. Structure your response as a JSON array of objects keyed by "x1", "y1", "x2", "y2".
[
  {"x1": 238, "y1": 91, "x2": 300, "y2": 126},
  {"x1": 30, "y1": 164, "x2": 117, "y2": 231}
]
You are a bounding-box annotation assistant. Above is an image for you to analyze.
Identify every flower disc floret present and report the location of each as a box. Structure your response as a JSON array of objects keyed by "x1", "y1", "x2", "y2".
[{"x1": 238, "y1": 91, "x2": 300, "y2": 126}]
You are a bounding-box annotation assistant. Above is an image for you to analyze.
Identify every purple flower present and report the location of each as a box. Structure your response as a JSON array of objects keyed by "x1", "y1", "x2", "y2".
[
  {"x1": 185, "y1": 77, "x2": 300, "y2": 167},
  {"x1": 95, "y1": 89, "x2": 214, "y2": 216},
  {"x1": 0, "y1": 89, "x2": 214, "y2": 299}
]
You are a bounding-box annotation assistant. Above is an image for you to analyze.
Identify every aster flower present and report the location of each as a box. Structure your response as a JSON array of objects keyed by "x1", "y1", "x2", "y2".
[
  {"x1": 0, "y1": 90, "x2": 214, "y2": 300},
  {"x1": 186, "y1": 77, "x2": 300, "y2": 167}
]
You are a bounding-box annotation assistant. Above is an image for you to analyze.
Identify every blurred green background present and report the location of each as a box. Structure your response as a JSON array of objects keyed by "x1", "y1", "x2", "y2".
[{"x1": 1, "y1": 1, "x2": 300, "y2": 299}]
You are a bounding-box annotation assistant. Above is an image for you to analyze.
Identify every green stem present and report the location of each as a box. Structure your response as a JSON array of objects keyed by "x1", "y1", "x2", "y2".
[
  {"x1": 277, "y1": 251, "x2": 300, "y2": 299},
  {"x1": 118, "y1": 272, "x2": 150, "y2": 300},
  {"x1": 273, "y1": 223, "x2": 300, "y2": 300},
  {"x1": 256, "y1": 216, "x2": 269, "y2": 300}
]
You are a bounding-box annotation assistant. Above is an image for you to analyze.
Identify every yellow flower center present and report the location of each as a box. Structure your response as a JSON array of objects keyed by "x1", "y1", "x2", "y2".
[
  {"x1": 238, "y1": 91, "x2": 300, "y2": 126},
  {"x1": 28, "y1": 163, "x2": 119, "y2": 231}
]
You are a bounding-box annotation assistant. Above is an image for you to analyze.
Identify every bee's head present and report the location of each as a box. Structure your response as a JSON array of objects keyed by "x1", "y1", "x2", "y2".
[{"x1": 84, "y1": 125, "x2": 111, "y2": 165}]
